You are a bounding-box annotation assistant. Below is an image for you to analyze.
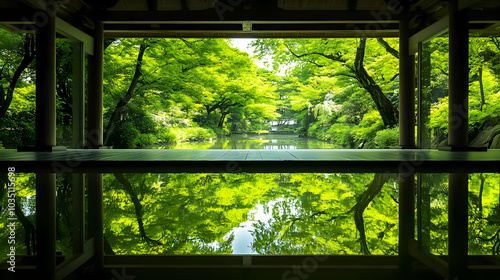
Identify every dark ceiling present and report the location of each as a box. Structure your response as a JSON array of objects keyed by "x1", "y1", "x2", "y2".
[{"x1": 1, "y1": 0, "x2": 499, "y2": 37}]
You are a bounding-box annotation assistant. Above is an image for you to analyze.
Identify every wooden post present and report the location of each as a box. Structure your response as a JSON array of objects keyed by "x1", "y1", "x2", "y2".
[
  {"x1": 399, "y1": 173, "x2": 415, "y2": 277},
  {"x1": 36, "y1": 173, "x2": 57, "y2": 279},
  {"x1": 448, "y1": 173, "x2": 469, "y2": 279},
  {"x1": 35, "y1": 11, "x2": 56, "y2": 148},
  {"x1": 88, "y1": 173, "x2": 104, "y2": 271},
  {"x1": 399, "y1": 12, "x2": 416, "y2": 148},
  {"x1": 448, "y1": 0, "x2": 469, "y2": 147},
  {"x1": 87, "y1": 21, "x2": 104, "y2": 148},
  {"x1": 72, "y1": 173, "x2": 85, "y2": 255}
]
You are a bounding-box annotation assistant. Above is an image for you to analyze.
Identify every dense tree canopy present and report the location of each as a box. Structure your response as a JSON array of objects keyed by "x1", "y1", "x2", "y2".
[{"x1": 1, "y1": 27, "x2": 500, "y2": 149}]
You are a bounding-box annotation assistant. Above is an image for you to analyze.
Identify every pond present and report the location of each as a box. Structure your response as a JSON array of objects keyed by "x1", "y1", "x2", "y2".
[
  {"x1": 159, "y1": 133, "x2": 341, "y2": 149},
  {"x1": 2, "y1": 172, "x2": 499, "y2": 258}
]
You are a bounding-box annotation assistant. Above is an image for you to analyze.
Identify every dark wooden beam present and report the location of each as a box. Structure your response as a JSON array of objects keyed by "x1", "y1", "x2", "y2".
[
  {"x1": 100, "y1": 10, "x2": 402, "y2": 24},
  {"x1": 147, "y1": 0, "x2": 158, "y2": 11},
  {"x1": 398, "y1": 173, "x2": 415, "y2": 277},
  {"x1": 448, "y1": 173, "x2": 469, "y2": 280},
  {"x1": 0, "y1": 8, "x2": 37, "y2": 24},
  {"x1": 88, "y1": 173, "x2": 104, "y2": 272},
  {"x1": 72, "y1": 41, "x2": 85, "y2": 149},
  {"x1": 399, "y1": 12, "x2": 416, "y2": 148},
  {"x1": 71, "y1": 173, "x2": 85, "y2": 254},
  {"x1": 349, "y1": 0, "x2": 358, "y2": 10},
  {"x1": 408, "y1": 239, "x2": 449, "y2": 278},
  {"x1": 87, "y1": 20, "x2": 103, "y2": 148},
  {"x1": 35, "y1": 8, "x2": 56, "y2": 148},
  {"x1": 55, "y1": 247, "x2": 94, "y2": 279},
  {"x1": 468, "y1": 9, "x2": 500, "y2": 22},
  {"x1": 448, "y1": 0, "x2": 469, "y2": 147},
  {"x1": 104, "y1": 23, "x2": 400, "y2": 32},
  {"x1": 36, "y1": 173, "x2": 56, "y2": 279}
]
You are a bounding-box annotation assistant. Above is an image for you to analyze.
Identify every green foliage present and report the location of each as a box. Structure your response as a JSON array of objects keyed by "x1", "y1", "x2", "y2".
[
  {"x1": 108, "y1": 121, "x2": 140, "y2": 148},
  {"x1": 157, "y1": 127, "x2": 179, "y2": 143},
  {"x1": 2, "y1": 172, "x2": 499, "y2": 257},
  {"x1": 253, "y1": 37, "x2": 400, "y2": 138},
  {"x1": 137, "y1": 133, "x2": 159, "y2": 147},
  {"x1": 1, "y1": 27, "x2": 500, "y2": 150},
  {"x1": 100, "y1": 38, "x2": 279, "y2": 147},
  {"x1": 171, "y1": 127, "x2": 216, "y2": 142},
  {"x1": 326, "y1": 123, "x2": 354, "y2": 148},
  {"x1": 374, "y1": 127, "x2": 399, "y2": 148},
  {"x1": 0, "y1": 110, "x2": 35, "y2": 147},
  {"x1": 351, "y1": 111, "x2": 385, "y2": 149}
]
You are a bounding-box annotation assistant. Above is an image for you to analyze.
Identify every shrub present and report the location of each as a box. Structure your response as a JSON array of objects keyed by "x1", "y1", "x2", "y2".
[
  {"x1": 326, "y1": 123, "x2": 353, "y2": 148},
  {"x1": 170, "y1": 127, "x2": 216, "y2": 142},
  {"x1": 351, "y1": 110, "x2": 385, "y2": 148},
  {"x1": 158, "y1": 128, "x2": 178, "y2": 143},
  {"x1": 136, "y1": 133, "x2": 159, "y2": 147},
  {"x1": 307, "y1": 123, "x2": 320, "y2": 137},
  {"x1": 374, "y1": 127, "x2": 399, "y2": 148},
  {"x1": 185, "y1": 127, "x2": 215, "y2": 140},
  {"x1": 108, "y1": 122, "x2": 140, "y2": 148}
]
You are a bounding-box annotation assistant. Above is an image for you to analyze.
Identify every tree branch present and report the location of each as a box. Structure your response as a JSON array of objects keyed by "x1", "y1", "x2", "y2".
[
  {"x1": 349, "y1": 173, "x2": 391, "y2": 254},
  {"x1": 0, "y1": 34, "x2": 35, "y2": 119},
  {"x1": 285, "y1": 44, "x2": 346, "y2": 64},
  {"x1": 103, "y1": 44, "x2": 149, "y2": 145},
  {"x1": 377, "y1": 38, "x2": 399, "y2": 59},
  {"x1": 114, "y1": 173, "x2": 163, "y2": 246}
]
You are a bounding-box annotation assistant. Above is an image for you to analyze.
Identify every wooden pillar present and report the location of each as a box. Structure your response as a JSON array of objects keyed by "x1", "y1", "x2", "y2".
[
  {"x1": 399, "y1": 13, "x2": 416, "y2": 148},
  {"x1": 399, "y1": 173, "x2": 415, "y2": 277},
  {"x1": 72, "y1": 41, "x2": 85, "y2": 149},
  {"x1": 88, "y1": 173, "x2": 104, "y2": 271},
  {"x1": 35, "y1": 12, "x2": 56, "y2": 148},
  {"x1": 448, "y1": 0, "x2": 469, "y2": 147},
  {"x1": 36, "y1": 173, "x2": 57, "y2": 279},
  {"x1": 448, "y1": 173, "x2": 469, "y2": 279},
  {"x1": 72, "y1": 173, "x2": 85, "y2": 254},
  {"x1": 87, "y1": 21, "x2": 103, "y2": 148}
]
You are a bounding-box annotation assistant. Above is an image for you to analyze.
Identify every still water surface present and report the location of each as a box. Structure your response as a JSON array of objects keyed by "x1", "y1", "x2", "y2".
[
  {"x1": 100, "y1": 173, "x2": 499, "y2": 256},
  {"x1": 161, "y1": 134, "x2": 340, "y2": 149}
]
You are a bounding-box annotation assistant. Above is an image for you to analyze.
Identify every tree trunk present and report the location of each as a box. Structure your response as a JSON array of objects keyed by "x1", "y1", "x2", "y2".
[
  {"x1": 353, "y1": 38, "x2": 399, "y2": 127},
  {"x1": 15, "y1": 200, "x2": 36, "y2": 255},
  {"x1": 479, "y1": 66, "x2": 486, "y2": 111},
  {"x1": 478, "y1": 173, "x2": 485, "y2": 216},
  {"x1": 0, "y1": 34, "x2": 35, "y2": 119},
  {"x1": 103, "y1": 44, "x2": 148, "y2": 145},
  {"x1": 351, "y1": 173, "x2": 391, "y2": 254},
  {"x1": 114, "y1": 173, "x2": 162, "y2": 245},
  {"x1": 218, "y1": 111, "x2": 227, "y2": 128}
]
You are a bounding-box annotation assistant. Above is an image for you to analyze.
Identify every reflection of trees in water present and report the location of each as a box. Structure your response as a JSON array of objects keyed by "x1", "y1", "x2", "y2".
[
  {"x1": 468, "y1": 173, "x2": 500, "y2": 256},
  {"x1": 1, "y1": 173, "x2": 499, "y2": 258},
  {"x1": 252, "y1": 173, "x2": 396, "y2": 255},
  {"x1": 102, "y1": 173, "x2": 275, "y2": 255}
]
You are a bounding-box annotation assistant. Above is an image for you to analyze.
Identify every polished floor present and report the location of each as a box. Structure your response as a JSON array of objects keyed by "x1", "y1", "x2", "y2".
[{"x1": 0, "y1": 149, "x2": 499, "y2": 173}]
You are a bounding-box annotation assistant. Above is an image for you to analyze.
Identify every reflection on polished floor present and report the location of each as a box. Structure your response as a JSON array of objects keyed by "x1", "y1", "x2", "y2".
[
  {"x1": 1, "y1": 149, "x2": 500, "y2": 173},
  {"x1": 1, "y1": 172, "x2": 500, "y2": 280}
]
